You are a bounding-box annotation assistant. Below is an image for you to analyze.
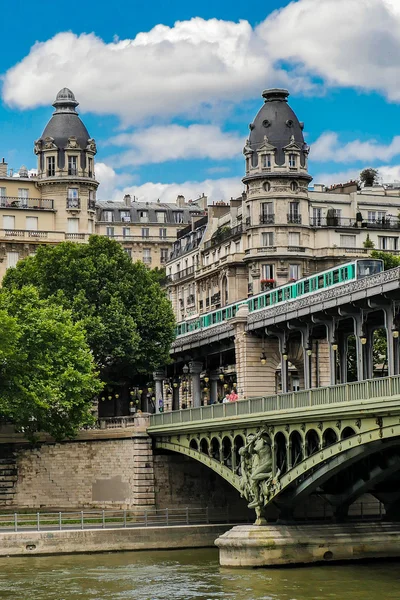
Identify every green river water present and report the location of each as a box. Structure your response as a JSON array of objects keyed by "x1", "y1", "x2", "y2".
[{"x1": 0, "y1": 549, "x2": 399, "y2": 600}]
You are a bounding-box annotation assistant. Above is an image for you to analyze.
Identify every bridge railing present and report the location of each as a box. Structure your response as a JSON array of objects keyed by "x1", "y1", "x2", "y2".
[{"x1": 150, "y1": 374, "x2": 400, "y2": 427}]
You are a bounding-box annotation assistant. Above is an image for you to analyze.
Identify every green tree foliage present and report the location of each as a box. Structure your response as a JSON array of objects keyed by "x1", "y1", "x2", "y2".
[
  {"x1": 371, "y1": 250, "x2": 400, "y2": 270},
  {"x1": 0, "y1": 287, "x2": 102, "y2": 440},
  {"x1": 359, "y1": 168, "x2": 379, "y2": 187},
  {"x1": 3, "y1": 236, "x2": 175, "y2": 387}
]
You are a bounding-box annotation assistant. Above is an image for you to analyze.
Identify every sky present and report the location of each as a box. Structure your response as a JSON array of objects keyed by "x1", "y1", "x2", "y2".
[{"x1": 1, "y1": 0, "x2": 400, "y2": 203}]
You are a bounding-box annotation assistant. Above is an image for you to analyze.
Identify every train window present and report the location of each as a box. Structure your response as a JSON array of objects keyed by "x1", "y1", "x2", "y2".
[
  {"x1": 221, "y1": 310, "x2": 226, "y2": 321},
  {"x1": 333, "y1": 270, "x2": 339, "y2": 284},
  {"x1": 266, "y1": 294, "x2": 271, "y2": 306},
  {"x1": 277, "y1": 289, "x2": 283, "y2": 302},
  {"x1": 283, "y1": 287, "x2": 291, "y2": 300},
  {"x1": 357, "y1": 260, "x2": 384, "y2": 278},
  {"x1": 232, "y1": 305, "x2": 237, "y2": 317},
  {"x1": 318, "y1": 275, "x2": 324, "y2": 288},
  {"x1": 259, "y1": 295, "x2": 266, "y2": 308},
  {"x1": 304, "y1": 280, "x2": 310, "y2": 293}
]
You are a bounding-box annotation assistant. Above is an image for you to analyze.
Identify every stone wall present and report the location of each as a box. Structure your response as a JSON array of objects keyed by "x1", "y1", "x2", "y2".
[{"x1": 12, "y1": 434, "x2": 155, "y2": 510}]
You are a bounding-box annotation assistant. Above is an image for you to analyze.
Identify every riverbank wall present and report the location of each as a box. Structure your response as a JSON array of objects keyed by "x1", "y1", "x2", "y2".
[{"x1": 0, "y1": 524, "x2": 231, "y2": 557}]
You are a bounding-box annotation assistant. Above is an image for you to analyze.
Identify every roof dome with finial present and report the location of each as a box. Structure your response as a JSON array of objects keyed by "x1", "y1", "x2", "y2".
[
  {"x1": 247, "y1": 89, "x2": 307, "y2": 167},
  {"x1": 39, "y1": 88, "x2": 91, "y2": 152}
]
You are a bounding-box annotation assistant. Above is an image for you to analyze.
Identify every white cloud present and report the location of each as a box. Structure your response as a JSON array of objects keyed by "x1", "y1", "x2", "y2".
[
  {"x1": 3, "y1": 0, "x2": 400, "y2": 125},
  {"x1": 2, "y1": 20, "x2": 284, "y2": 124},
  {"x1": 260, "y1": 0, "x2": 400, "y2": 101},
  {"x1": 312, "y1": 132, "x2": 400, "y2": 163},
  {"x1": 95, "y1": 163, "x2": 243, "y2": 203},
  {"x1": 107, "y1": 124, "x2": 243, "y2": 166},
  {"x1": 313, "y1": 164, "x2": 400, "y2": 187}
]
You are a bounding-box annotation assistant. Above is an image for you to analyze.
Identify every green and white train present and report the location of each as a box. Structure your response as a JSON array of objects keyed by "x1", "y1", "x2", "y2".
[{"x1": 175, "y1": 259, "x2": 384, "y2": 337}]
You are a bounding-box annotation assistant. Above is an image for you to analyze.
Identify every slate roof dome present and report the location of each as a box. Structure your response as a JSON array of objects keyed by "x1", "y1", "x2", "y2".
[
  {"x1": 248, "y1": 89, "x2": 307, "y2": 167},
  {"x1": 40, "y1": 88, "x2": 91, "y2": 152}
]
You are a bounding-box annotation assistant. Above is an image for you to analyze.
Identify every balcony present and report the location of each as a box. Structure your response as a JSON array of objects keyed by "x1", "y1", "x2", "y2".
[
  {"x1": 168, "y1": 265, "x2": 195, "y2": 282},
  {"x1": 245, "y1": 217, "x2": 251, "y2": 226},
  {"x1": 143, "y1": 256, "x2": 152, "y2": 265},
  {"x1": 66, "y1": 197, "x2": 81, "y2": 210},
  {"x1": 88, "y1": 200, "x2": 96, "y2": 211},
  {"x1": 203, "y1": 223, "x2": 244, "y2": 250},
  {"x1": 287, "y1": 246, "x2": 306, "y2": 252},
  {"x1": 287, "y1": 214, "x2": 302, "y2": 224},
  {"x1": 0, "y1": 197, "x2": 54, "y2": 210},
  {"x1": 260, "y1": 214, "x2": 275, "y2": 224},
  {"x1": 310, "y1": 216, "x2": 400, "y2": 230},
  {"x1": 211, "y1": 292, "x2": 221, "y2": 305}
]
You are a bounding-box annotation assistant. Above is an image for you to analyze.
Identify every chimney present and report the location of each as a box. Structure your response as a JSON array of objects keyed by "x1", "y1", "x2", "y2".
[
  {"x1": 0, "y1": 158, "x2": 7, "y2": 177},
  {"x1": 176, "y1": 194, "x2": 185, "y2": 208},
  {"x1": 123, "y1": 194, "x2": 131, "y2": 206}
]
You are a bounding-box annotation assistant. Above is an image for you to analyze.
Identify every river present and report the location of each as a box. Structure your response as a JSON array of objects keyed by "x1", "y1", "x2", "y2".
[{"x1": 0, "y1": 549, "x2": 399, "y2": 600}]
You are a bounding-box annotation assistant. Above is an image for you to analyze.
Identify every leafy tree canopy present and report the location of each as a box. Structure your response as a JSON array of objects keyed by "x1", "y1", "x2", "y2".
[
  {"x1": 359, "y1": 168, "x2": 379, "y2": 187},
  {"x1": 0, "y1": 286, "x2": 102, "y2": 440},
  {"x1": 371, "y1": 250, "x2": 400, "y2": 270},
  {"x1": 3, "y1": 236, "x2": 175, "y2": 387}
]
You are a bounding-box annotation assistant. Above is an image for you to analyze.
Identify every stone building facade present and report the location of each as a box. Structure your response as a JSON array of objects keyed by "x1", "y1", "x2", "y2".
[
  {"x1": 0, "y1": 88, "x2": 203, "y2": 280},
  {"x1": 166, "y1": 88, "x2": 400, "y2": 323}
]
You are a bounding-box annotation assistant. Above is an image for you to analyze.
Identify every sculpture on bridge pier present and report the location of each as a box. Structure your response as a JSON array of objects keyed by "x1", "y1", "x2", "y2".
[{"x1": 239, "y1": 429, "x2": 281, "y2": 524}]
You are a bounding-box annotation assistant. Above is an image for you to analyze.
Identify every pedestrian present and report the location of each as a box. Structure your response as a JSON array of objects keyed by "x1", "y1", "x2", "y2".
[
  {"x1": 229, "y1": 390, "x2": 238, "y2": 402},
  {"x1": 223, "y1": 393, "x2": 230, "y2": 403}
]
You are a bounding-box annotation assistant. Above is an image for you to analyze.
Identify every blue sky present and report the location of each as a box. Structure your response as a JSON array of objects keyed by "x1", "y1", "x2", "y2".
[{"x1": 1, "y1": 0, "x2": 400, "y2": 202}]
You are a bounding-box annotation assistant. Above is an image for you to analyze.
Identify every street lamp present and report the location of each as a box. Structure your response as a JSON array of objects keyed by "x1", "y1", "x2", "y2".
[
  {"x1": 260, "y1": 352, "x2": 267, "y2": 365},
  {"x1": 360, "y1": 336, "x2": 367, "y2": 345}
]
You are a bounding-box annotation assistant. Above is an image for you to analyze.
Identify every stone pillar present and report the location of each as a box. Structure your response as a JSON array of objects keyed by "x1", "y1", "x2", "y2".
[
  {"x1": 383, "y1": 305, "x2": 396, "y2": 377},
  {"x1": 132, "y1": 414, "x2": 156, "y2": 507},
  {"x1": 317, "y1": 339, "x2": 333, "y2": 388},
  {"x1": 189, "y1": 361, "x2": 203, "y2": 408},
  {"x1": 210, "y1": 371, "x2": 219, "y2": 404},
  {"x1": 353, "y1": 314, "x2": 365, "y2": 382},
  {"x1": 153, "y1": 370, "x2": 165, "y2": 413},
  {"x1": 299, "y1": 326, "x2": 311, "y2": 390}
]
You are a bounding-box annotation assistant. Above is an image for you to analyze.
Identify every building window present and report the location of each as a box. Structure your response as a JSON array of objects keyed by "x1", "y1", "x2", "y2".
[
  {"x1": 261, "y1": 202, "x2": 274, "y2": 223},
  {"x1": 156, "y1": 212, "x2": 166, "y2": 223},
  {"x1": 379, "y1": 236, "x2": 398, "y2": 250},
  {"x1": 290, "y1": 181, "x2": 298, "y2": 192},
  {"x1": 123, "y1": 227, "x2": 130, "y2": 238},
  {"x1": 47, "y1": 156, "x2": 55, "y2": 177},
  {"x1": 289, "y1": 264, "x2": 300, "y2": 280},
  {"x1": 68, "y1": 155, "x2": 78, "y2": 176},
  {"x1": 103, "y1": 210, "x2": 113, "y2": 222},
  {"x1": 340, "y1": 234, "x2": 356, "y2": 248},
  {"x1": 3, "y1": 215, "x2": 15, "y2": 230},
  {"x1": 106, "y1": 226, "x2": 114, "y2": 237},
  {"x1": 139, "y1": 211, "x2": 148, "y2": 223},
  {"x1": 67, "y1": 188, "x2": 80, "y2": 209},
  {"x1": 124, "y1": 248, "x2": 132, "y2": 258},
  {"x1": 262, "y1": 154, "x2": 271, "y2": 168},
  {"x1": 68, "y1": 218, "x2": 79, "y2": 233},
  {"x1": 18, "y1": 188, "x2": 29, "y2": 205},
  {"x1": 159, "y1": 228, "x2": 167, "y2": 239},
  {"x1": 312, "y1": 207, "x2": 322, "y2": 226},
  {"x1": 88, "y1": 190, "x2": 96, "y2": 211},
  {"x1": 225, "y1": 244, "x2": 230, "y2": 256},
  {"x1": 0, "y1": 187, "x2": 6, "y2": 198},
  {"x1": 368, "y1": 211, "x2": 386, "y2": 223},
  {"x1": 235, "y1": 241, "x2": 241, "y2": 253},
  {"x1": 263, "y1": 264, "x2": 274, "y2": 279},
  {"x1": 120, "y1": 211, "x2": 131, "y2": 222},
  {"x1": 288, "y1": 232, "x2": 300, "y2": 246},
  {"x1": 288, "y1": 153, "x2": 297, "y2": 168},
  {"x1": 173, "y1": 212, "x2": 184, "y2": 224},
  {"x1": 160, "y1": 248, "x2": 169, "y2": 263},
  {"x1": 204, "y1": 254, "x2": 209, "y2": 266},
  {"x1": 7, "y1": 251, "x2": 19, "y2": 268},
  {"x1": 88, "y1": 220, "x2": 93, "y2": 234},
  {"x1": 247, "y1": 234, "x2": 251, "y2": 249},
  {"x1": 262, "y1": 232, "x2": 274, "y2": 247},
  {"x1": 88, "y1": 157, "x2": 93, "y2": 178},
  {"x1": 143, "y1": 248, "x2": 151, "y2": 264},
  {"x1": 142, "y1": 227, "x2": 149, "y2": 238},
  {"x1": 26, "y1": 216, "x2": 38, "y2": 231}
]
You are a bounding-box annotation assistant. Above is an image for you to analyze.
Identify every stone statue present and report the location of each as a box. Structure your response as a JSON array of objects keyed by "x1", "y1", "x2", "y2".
[
  {"x1": 33, "y1": 139, "x2": 41, "y2": 155},
  {"x1": 239, "y1": 429, "x2": 280, "y2": 522},
  {"x1": 86, "y1": 138, "x2": 97, "y2": 153},
  {"x1": 67, "y1": 136, "x2": 79, "y2": 149}
]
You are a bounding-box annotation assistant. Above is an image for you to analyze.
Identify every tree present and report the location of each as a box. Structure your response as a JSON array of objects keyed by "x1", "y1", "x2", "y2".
[
  {"x1": 359, "y1": 168, "x2": 379, "y2": 187},
  {"x1": 0, "y1": 287, "x2": 102, "y2": 440},
  {"x1": 3, "y1": 236, "x2": 175, "y2": 389},
  {"x1": 371, "y1": 250, "x2": 400, "y2": 270}
]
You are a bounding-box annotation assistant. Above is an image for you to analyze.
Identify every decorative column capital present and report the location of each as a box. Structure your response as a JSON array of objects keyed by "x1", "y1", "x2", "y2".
[
  {"x1": 153, "y1": 370, "x2": 166, "y2": 381},
  {"x1": 189, "y1": 361, "x2": 203, "y2": 375}
]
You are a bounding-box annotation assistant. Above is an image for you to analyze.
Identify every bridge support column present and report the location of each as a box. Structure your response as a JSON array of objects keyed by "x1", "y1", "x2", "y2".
[
  {"x1": 189, "y1": 361, "x2": 203, "y2": 408},
  {"x1": 277, "y1": 333, "x2": 289, "y2": 394},
  {"x1": 354, "y1": 314, "x2": 367, "y2": 381},
  {"x1": 172, "y1": 386, "x2": 180, "y2": 411},
  {"x1": 210, "y1": 371, "x2": 219, "y2": 405},
  {"x1": 383, "y1": 305, "x2": 397, "y2": 377},
  {"x1": 153, "y1": 370, "x2": 165, "y2": 413}
]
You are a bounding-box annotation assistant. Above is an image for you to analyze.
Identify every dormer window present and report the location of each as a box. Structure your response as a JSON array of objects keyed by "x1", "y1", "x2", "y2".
[
  {"x1": 68, "y1": 155, "x2": 78, "y2": 176},
  {"x1": 120, "y1": 210, "x2": 131, "y2": 222},
  {"x1": 289, "y1": 154, "x2": 297, "y2": 168},
  {"x1": 139, "y1": 211, "x2": 148, "y2": 223},
  {"x1": 47, "y1": 156, "x2": 55, "y2": 177},
  {"x1": 156, "y1": 211, "x2": 166, "y2": 223},
  {"x1": 103, "y1": 210, "x2": 113, "y2": 222},
  {"x1": 262, "y1": 154, "x2": 271, "y2": 168}
]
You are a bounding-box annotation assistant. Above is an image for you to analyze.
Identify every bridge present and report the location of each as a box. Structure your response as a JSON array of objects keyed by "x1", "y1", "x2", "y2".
[
  {"x1": 148, "y1": 375, "x2": 400, "y2": 523},
  {"x1": 156, "y1": 266, "x2": 400, "y2": 410}
]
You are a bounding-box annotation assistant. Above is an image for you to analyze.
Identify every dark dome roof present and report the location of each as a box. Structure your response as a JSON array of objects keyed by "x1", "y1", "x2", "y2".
[
  {"x1": 40, "y1": 88, "x2": 90, "y2": 151},
  {"x1": 248, "y1": 89, "x2": 306, "y2": 166}
]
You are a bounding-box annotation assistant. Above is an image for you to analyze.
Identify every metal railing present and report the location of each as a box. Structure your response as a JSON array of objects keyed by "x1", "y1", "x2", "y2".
[
  {"x1": 0, "y1": 507, "x2": 239, "y2": 533},
  {"x1": 310, "y1": 216, "x2": 400, "y2": 229},
  {"x1": 203, "y1": 223, "x2": 244, "y2": 250},
  {"x1": 149, "y1": 375, "x2": 400, "y2": 427},
  {"x1": 167, "y1": 265, "x2": 195, "y2": 282},
  {"x1": 98, "y1": 416, "x2": 137, "y2": 429},
  {"x1": 0, "y1": 197, "x2": 54, "y2": 210},
  {"x1": 66, "y1": 198, "x2": 81, "y2": 209},
  {"x1": 287, "y1": 214, "x2": 302, "y2": 224},
  {"x1": 259, "y1": 214, "x2": 275, "y2": 224}
]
